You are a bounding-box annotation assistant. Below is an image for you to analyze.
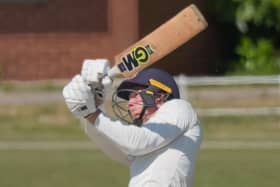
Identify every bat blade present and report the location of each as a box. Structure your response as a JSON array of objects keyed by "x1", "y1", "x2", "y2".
[{"x1": 108, "y1": 4, "x2": 208, "y2": 78}]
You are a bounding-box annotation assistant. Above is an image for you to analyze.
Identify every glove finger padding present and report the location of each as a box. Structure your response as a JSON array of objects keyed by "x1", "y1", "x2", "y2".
[
  {"x1": 81, "y1": 59, "x2": 113, "y2": 103},
  {"x1": 81, "y1": 59, "x2": 110, "y2": 84},
  {"x1": 91, "y1": 75, "x2": 113, "y2": 99},
  {"x1": 63, "y1": 75, "x2": 97, "y2": 118}
]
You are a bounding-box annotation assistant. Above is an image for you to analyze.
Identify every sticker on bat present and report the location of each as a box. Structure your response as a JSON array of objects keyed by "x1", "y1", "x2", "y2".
[{"x1": 118, "y1": 44, "x2": 154, "y2": 73}]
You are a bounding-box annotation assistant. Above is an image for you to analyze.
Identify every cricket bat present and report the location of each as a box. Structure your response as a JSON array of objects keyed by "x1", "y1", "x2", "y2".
[{"x1": 107, "y1": 4, "x2": 208, "y2": 79}]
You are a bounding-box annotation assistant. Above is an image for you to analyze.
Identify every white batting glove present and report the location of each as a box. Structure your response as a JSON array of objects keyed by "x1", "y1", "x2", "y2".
[
  {"x1": 81, "y1": 59, "x2": 112, "y2": 86},
  {"x1": 81, "y1": 59, "x2": 113, "y2": 101},
  {"x1": 62, "y1": 75, "x2": 97, "y2": 118}
]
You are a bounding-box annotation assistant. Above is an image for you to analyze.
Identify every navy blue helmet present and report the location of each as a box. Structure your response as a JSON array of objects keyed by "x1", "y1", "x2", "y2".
[
  {"x1": 117, "y1": 68, "x2": 180, "y2": 100},
  {"x1": 112, "y1": 68, "x2": 180, "y2": 125}
]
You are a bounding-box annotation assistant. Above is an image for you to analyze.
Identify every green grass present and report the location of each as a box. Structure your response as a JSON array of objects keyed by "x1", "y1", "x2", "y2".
[
  {"x1": 193, "y1": 149, "x2": 280, "y2": 187},
  {"x1": 0, "y1": 150, "x2": 129, "y2": 187},
  {"x1": 200, "y1": 115, "x2": 280, "y2": 140},
  {"x1": 0, "y1": 149, "x2": 279, "y2": 187},
  {"x1": 0, "y1": 102, "x2": 280, "y2": 187},
  {"x1": 0, "y1": 103, "x2": 86, "y2": 141}
]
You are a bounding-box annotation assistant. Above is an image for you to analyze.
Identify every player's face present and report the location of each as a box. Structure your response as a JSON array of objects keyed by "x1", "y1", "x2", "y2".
[
  {"x1": 128, "y1": 88, "x2": 144, "y2": 120},
  {"x1": 127, "y1": 87, "x2": 159, "y2": 123}
]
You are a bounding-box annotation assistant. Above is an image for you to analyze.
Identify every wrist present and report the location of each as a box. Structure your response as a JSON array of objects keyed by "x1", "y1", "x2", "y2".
[{"x1": 85, "y1": 109, "x2": 102, "y2": 124}]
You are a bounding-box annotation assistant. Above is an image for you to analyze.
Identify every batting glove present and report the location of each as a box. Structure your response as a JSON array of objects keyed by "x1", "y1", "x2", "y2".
[
  {"x1": 81, "y1": 59, "x2": 112, "y2": 86},
  {"x1": 62, "y1": 75, "x2": 97, "y2": 118},
  {"x1": 81, "y1": 59, "x2": 113, "y2": 101}
]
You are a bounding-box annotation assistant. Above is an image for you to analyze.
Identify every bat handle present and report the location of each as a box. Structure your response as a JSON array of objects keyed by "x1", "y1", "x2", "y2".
[
  {"x1": 88, "y1": 73, "x2": 105, "y2": 101},
  {"x1": 88, "y1": 72, "x2": 114, "y2": 101},
  {"x1": 89, "y1": 83, "x2": 104, "y2": 101},
  {"x1": 107, "y1": 66, "x2": 122, "y2": 78}
]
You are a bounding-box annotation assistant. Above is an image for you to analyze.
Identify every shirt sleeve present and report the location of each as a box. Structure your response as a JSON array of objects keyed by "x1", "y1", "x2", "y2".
[
  {"x1": 93, "y1": 99, "x2": 198, "y2": 156},
  {"x1": 81, "y1": 118, "x2": 131, "y2": 165}
]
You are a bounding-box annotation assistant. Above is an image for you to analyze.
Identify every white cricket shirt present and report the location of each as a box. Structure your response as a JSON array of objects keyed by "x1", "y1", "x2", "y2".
[{"x1": 84, "y1": 99, "x2": 202, "y2": 187}]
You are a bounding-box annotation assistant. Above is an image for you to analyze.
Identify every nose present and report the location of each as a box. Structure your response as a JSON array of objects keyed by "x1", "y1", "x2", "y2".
[
  {"x1": 128, "y1": 91, "x2": 141, "y2": 108},
  {"x1": 128, "y1": 96, "x2": 136, "y2": 108}
]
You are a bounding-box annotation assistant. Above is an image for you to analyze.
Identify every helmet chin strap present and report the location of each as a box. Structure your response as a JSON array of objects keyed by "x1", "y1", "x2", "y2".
[
  {"x1": 130, "y1": 86, "x2": 169, "y2": 126},
  {"x1": 133, "y1": 106, "x2": 148, "y2": 126},
  {"x1": 132, "y1": 90, "x2": 157, "y2": 126}
]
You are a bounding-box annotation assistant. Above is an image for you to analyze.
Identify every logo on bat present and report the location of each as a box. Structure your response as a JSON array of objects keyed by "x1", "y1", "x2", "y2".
[{"x1": 117, "y1": 44, "x2": 154, "y2": 72}]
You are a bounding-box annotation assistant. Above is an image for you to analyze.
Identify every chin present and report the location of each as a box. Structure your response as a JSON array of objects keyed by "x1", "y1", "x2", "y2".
[{"x1": 131, "y1": 114, "x2": 140, "y2": 120}]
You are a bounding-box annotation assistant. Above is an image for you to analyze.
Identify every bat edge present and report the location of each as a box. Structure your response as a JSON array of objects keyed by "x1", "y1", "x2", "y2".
[{"x1": 189, "y1": 4, "x2": 208, "y2": 28}]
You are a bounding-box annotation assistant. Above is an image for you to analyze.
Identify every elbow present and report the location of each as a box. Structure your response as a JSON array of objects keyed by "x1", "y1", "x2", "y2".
[
  {"x1": 121, "y1": 137, "x2": 163, "y2": 156},
  {"x1": 120, "y1": 142, "x2": 147, "y2": 156}
]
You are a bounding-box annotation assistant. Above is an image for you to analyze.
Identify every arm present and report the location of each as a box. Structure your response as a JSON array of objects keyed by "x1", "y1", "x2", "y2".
[
  {"x1": 62, "y1": 73, "x2": 130, "y2": 165},
  {"x1": 81, "y1": 116, "x2": 130, "y2": 165},
  {"x1": 86, "y1": 100, "x2": 198, "y2": 156}
]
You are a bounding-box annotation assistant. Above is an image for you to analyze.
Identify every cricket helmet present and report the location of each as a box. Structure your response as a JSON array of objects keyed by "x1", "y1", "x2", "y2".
[{"x1": 112, "y1": 68, "x2": 180, "y2": 125}]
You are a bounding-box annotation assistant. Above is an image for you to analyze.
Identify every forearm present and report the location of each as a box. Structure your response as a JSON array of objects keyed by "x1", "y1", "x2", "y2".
[
  {"x1": 82, "y1": 118, "x2": 130, "y2": 165},
  {"x1": 85, "y1": 109, "x2": 187, "y2": 156},
  {"x1": 90, "y1": 112, "x2": 166, "y2": 156}
]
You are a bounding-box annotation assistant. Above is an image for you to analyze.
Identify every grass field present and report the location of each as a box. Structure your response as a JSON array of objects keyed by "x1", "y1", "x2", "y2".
[
  {"x1": 0, "y1": 149, "x2": 279, "y2": 187},
  {"x1": 0, "y1": 83, "x2": 279, "y2": 187},
  {"x1": 0, "y1": 150, "x2": 129, "y2": 187},
  {"x1": 194, "y1": 149, "x2": 280, "y2": 187}
]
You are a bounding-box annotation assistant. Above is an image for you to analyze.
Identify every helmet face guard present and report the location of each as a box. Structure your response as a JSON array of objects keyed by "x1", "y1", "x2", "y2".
[
  {"x1": 112, "y1": 89, "x2": 136, "y2": 124},
  {"x1": 112, "y1": 88, "x2": 170, "y2": 125}
]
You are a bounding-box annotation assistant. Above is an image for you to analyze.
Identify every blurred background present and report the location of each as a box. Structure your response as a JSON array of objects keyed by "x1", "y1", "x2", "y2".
[{"x1": 0, "y1": 0, "x2": 279, "y2": 186}]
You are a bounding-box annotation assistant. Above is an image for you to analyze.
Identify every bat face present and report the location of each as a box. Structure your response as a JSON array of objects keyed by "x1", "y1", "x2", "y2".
[
  {"x1": 117, "y1": 44, "x2": 155, "y2": 73},
  {"x1": 108, "y1": 4, "x2": 208, "y2": 79}
]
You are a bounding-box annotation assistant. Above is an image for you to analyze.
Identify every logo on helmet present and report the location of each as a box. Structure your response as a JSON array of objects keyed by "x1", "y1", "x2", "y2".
[{"x1": 117, "y1": 44, "x2": 154, "y2": 73}]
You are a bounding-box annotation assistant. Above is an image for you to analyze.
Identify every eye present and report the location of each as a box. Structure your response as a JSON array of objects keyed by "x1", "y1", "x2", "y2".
[{"x1": 128, "y1": 91, "x2": 138, "y2": 98}]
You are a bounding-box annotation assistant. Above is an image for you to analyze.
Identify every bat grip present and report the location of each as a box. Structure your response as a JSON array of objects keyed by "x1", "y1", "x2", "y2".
[
  {"x1": 107, "y1": 66, "x2": 122, "y2": 78},
  {"x1": 89, "y1": 83, "x2": 104, "y2": 101},
  {"x1": 88, "y1": 73, "x2": 105, "y2": 101},
  {"x1": 88, "y1": 72, "x2": 113, "y2": 101}
]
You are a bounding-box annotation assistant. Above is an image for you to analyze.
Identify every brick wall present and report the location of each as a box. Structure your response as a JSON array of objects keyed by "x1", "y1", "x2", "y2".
[
  {"x1": 0, "y1": 0, "x2": 138, "y2": 80},
  {"x1": 0, "y1": 0, "x2": 225, "y2": 80}
]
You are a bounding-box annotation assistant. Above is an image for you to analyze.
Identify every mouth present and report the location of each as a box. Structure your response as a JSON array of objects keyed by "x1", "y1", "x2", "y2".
[
  {"x1": 129, "y1": 109, "x2": 140, "y2": 118},
  {"x1": 129, "y1": 105, "x2": 145, "y2": 119},
  {"x1": 128, "y1": 102, "x2": 144, "y2": 119}
]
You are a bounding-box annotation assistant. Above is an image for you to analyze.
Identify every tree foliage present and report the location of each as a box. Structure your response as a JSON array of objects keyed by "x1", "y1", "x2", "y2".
[{"x1": 208, "y1": 0, "x2": 280, "y2": 75}]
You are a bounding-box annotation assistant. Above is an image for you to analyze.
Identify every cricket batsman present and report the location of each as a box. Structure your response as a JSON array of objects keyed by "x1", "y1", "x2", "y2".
[{"x1": 62, "y1": 59, "x2": 203, "y2": 187}]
